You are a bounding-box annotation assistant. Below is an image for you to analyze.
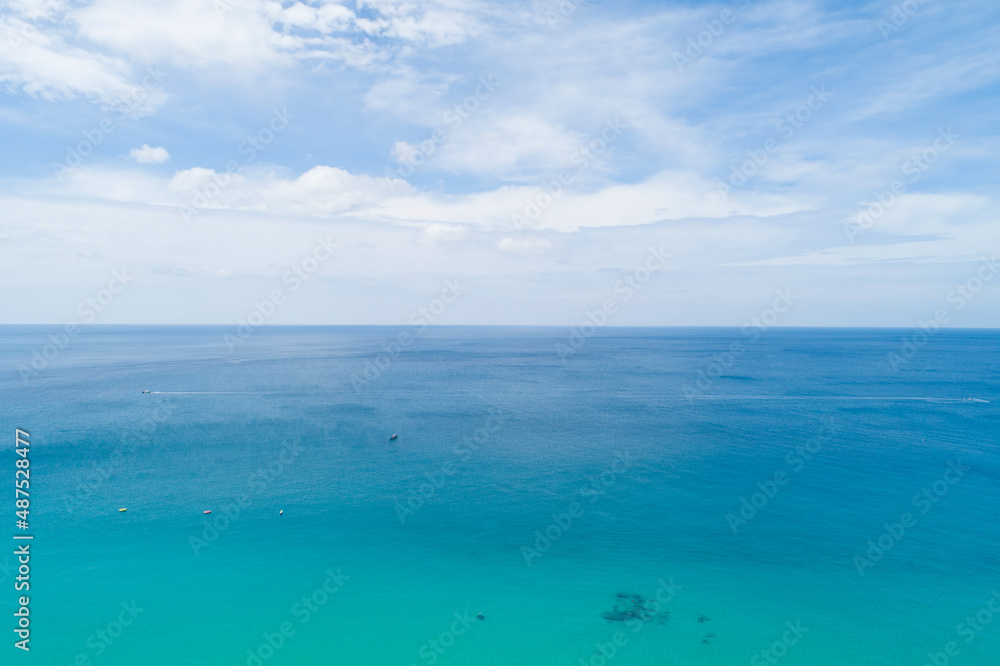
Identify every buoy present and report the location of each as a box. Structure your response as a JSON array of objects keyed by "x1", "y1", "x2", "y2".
[{"x1": 119, "y1": 508, "x2": 127, "y2": 512}]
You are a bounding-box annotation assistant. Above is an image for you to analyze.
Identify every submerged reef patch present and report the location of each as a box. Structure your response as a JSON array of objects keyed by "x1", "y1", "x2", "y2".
[{"x1": 601, "y1": 593, "x2": 670, "y2": 625}]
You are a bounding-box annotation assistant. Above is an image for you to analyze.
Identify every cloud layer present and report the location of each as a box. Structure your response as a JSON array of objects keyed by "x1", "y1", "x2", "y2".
[{"x1": 1, "y1": 0, "x2": 998, "y2": 325}]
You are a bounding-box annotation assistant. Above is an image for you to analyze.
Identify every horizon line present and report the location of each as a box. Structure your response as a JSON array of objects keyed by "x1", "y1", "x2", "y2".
[{"x1": 2, "y1": 324, "x2": 999, "y2": 330}]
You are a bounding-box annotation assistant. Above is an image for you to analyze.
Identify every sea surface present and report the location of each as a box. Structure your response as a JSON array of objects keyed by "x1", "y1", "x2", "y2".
[{"x1": 1, "y1": 326, "x2": 998, "y2": 665}]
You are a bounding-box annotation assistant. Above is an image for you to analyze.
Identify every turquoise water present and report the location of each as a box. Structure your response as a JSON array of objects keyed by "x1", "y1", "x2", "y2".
[{"x1": 1, "y1": 327, "x2": 998, "y2": 665}]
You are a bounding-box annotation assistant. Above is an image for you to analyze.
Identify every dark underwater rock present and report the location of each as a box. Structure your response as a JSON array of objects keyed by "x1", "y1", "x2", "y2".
[{"x1": 601, "y1": 592, "x2": 670, "y2": 625}]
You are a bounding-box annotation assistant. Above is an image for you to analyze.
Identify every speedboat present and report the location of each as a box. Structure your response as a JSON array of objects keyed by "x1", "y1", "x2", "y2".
[{"x1": 389, "y1": 434, "x2": 398, "y2": 441}]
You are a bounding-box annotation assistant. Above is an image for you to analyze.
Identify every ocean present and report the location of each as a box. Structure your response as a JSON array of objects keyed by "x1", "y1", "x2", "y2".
[{"x1": 1, "y1": 326, "x2": 997, "y2": 665}]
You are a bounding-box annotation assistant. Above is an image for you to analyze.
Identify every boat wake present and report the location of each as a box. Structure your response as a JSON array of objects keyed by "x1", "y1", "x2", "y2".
[{"x1": 681, "y1": 396, "x2": 990, "y2": 403}]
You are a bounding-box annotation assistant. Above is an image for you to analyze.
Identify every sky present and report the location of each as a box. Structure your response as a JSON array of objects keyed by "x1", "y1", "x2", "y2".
[{"x1": 0, "y1": 0, "x2": 998, "y2": 326}]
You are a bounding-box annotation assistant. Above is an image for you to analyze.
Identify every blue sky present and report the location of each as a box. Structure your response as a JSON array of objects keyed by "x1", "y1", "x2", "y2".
[{"x1": 1, "y1": 0, "x2": 998, "y2": 325}]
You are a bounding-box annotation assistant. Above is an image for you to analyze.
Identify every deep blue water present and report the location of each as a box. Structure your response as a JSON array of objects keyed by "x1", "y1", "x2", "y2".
[{"x1": 1, "y1": 326, "x2": 998, "y2": 665}]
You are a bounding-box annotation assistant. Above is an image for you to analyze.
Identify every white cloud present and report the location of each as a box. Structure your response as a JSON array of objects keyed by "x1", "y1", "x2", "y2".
[
  {"x1": 419, "y1": 223, "x2": 468, "y2": 244},
  {"x1": 353, "y1": 0, "x2": 489, "y2": 46},
  {"x1": 32, "y1": 161, "x2": 812, "y2": 237},
  {"x1": 129, "y1": 144, "x2": 170, "y2": 164},
  {"x1": 362, "y1": 170, "x2": 811, "y2": 232},
  {"x1": 72, "y1": 0, "x2": 290, "y2": 69},
  {"x1": 256, "y1": 165, "x2": 412, "y2": 216},
  {"x1": 43, "y1": 164, "x2": 413, "y2": 217},
  {"x1": 432, "y1": 114, "x2": 588, "y2": 179},
  {"x1": 70, "y1": 0, "x2": 494, "y2": 71},
  {"x1": 0, "y1": 12, "x2": 164, "y2": 114},
  {"x1": 0, "y1": 0, "x2": 503, "y2": 116},
  {"x1": 497, "y1": 235, "x2": 552, "y2": 253}
]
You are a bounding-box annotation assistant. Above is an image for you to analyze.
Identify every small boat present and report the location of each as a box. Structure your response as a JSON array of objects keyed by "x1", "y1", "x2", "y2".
[
  {"x1": 279, "y1": 509, "x2": 283, "y2": 515},
  {"x1": 141, "y1": 390, "x2": 151, "y2": 394},
  {"x1": 119, "y1": 508, "x2": 127, "y2": 512},
  {"x1": 203, "y1": 510, "x2": 212, "y2": 514},
  {"x1": 389, "y1": 434, "x2": 399, "y2": 441}
]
